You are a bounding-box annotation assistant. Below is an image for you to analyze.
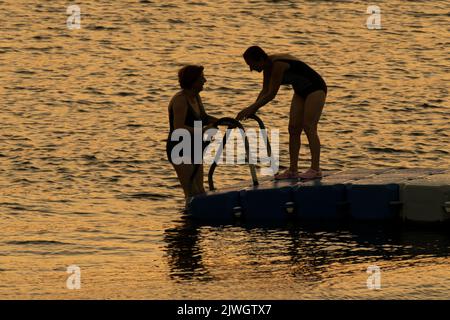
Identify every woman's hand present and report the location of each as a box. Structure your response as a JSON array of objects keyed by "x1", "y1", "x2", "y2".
[{"x1": 236, "y1": 105, "x2": 258, "y2": 121}]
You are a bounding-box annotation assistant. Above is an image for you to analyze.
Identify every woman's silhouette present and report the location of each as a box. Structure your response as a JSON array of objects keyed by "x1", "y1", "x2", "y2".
[
  {"x1": 166, "y1": 65, "x2": 218, "y2": 204},
  {"x1": 237, "y1": 46, "x2": 327, "y2": 180}
]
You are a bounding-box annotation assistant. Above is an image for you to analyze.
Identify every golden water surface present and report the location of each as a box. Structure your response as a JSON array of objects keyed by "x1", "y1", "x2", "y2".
[{"x1": 0, "y1": 0, "x2": 449, "y2": 299}]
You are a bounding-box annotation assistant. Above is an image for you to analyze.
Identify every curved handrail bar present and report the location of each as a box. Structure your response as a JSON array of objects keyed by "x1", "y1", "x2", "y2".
[
  {"x1": 207, "y1": 117, "x2": 258, "y2": 191},
  {"x1": 247, "y1": 114, "x2": 272, "y2": 159}
]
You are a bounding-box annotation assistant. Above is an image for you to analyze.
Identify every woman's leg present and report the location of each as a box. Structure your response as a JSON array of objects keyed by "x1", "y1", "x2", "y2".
[
  {"x1": 194, "y1": 164, "x2": 206, "y2": 195},
  {"x1": 302, "y1": 90, "x2": 326, "y2": 171},
  {"x1": 287, "y1": 94, "x2": 305, "y2": 172},
  {"x1": 172, "y1": 164, "x2": 198, "y2": 199}
]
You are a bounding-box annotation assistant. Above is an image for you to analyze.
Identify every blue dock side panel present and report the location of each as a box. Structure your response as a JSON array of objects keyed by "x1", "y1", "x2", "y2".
[
  {"x1": 347, "y1": 184, "x2": 401, "y2": 220},
  {"x1": 187, "y1": 168, "x2": 449, "y2": 223},
  {"x1": 188, "y1": 191, "x2": 240, "y2": 221},
  {"x1": 240, "y1": 186, "x2": 293, "y2": 221},
  {"x1": 293, "y1": 184, "x2": 347, "y2": 220}
]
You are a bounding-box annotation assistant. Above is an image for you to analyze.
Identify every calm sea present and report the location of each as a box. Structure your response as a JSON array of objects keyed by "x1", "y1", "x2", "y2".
[{"x1": 0, "y1": 0, "x2": 448, "y2": 299}]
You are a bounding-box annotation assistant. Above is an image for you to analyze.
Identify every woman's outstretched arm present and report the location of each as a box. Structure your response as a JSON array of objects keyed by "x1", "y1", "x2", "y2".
[{"x1": 236, "y1": 61, "x2": 289, "y2": 120}]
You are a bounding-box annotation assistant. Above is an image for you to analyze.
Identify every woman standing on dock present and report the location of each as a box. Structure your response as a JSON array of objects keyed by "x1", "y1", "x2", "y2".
[{"x1": 236, "y1": 46, "x2": 327, "y2": 180}]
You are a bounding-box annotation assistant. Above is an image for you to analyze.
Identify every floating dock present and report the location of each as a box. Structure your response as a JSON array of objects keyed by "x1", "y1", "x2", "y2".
[{"x1": 187, "y1": 168, "x2": 450, "y2": 223}]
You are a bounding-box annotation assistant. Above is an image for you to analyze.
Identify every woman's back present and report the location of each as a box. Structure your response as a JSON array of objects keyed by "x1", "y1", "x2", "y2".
[
  {"x1": 269, "y1": 53, "x2": 299, "y2": 61},
  {"x1": 269, "y1": 54, "x2": 326, "y2": 91},
  {"x1": 168, "y1": 92, "x2": 203, "y2": 132}
]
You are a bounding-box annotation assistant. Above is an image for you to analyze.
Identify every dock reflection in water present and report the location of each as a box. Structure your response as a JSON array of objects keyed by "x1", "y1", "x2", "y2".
[{"x1": 164, "y1": 217, "x2": 449, "y2": 298}]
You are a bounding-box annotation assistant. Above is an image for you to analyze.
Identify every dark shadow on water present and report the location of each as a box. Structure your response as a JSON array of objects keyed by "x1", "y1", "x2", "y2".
[
  {"x1": 163, "y1": 216, "x2": 214, "y2": 282},
  {"x1": 163, "y1": 217, "x2": 450, "y2": 282}
]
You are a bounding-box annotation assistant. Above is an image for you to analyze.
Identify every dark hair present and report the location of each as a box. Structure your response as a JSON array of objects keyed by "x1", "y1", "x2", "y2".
[
  {"x1": 178, "y1": 65, "x2": 204, "y2": 89},
  {"x1": 243, "y1": 46, "x2": 268, "y2": 62}
]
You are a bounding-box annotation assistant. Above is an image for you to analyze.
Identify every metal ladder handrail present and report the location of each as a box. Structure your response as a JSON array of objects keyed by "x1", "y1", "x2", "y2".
[
  {"x1": 248, "y1": 114, "x2": 272, "y2": 161},
  {"x1": 207, "y1": 117, "x2": 258, "y2": 191}
]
